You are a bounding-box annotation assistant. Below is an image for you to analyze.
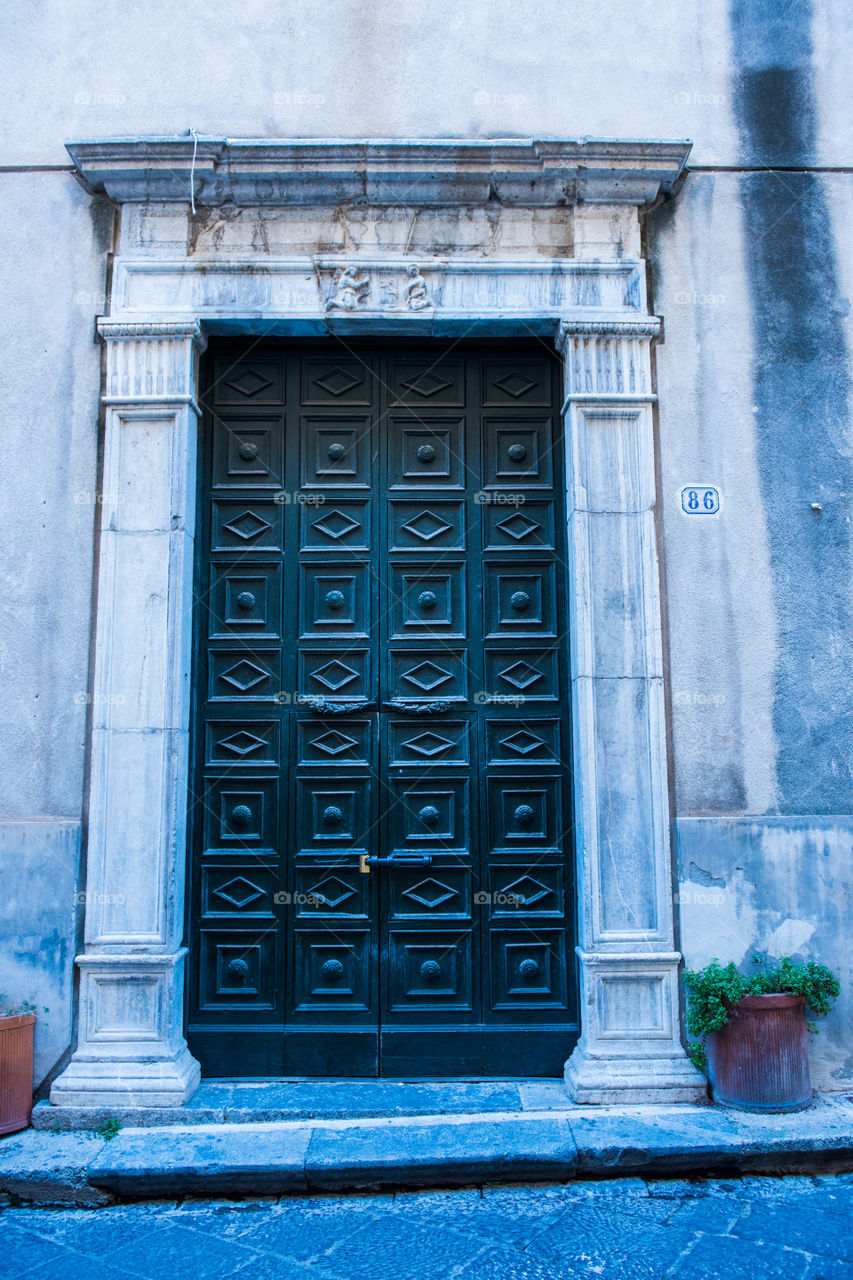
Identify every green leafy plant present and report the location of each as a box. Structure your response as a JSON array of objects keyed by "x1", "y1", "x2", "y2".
[
  {"x1": 684, "y1": 955, "x2": 840, "y2": 1073},
  {"x1": 0, "y1": 996, "x2": 47, "y2": 1018},
  {"x1": 96, "y1": 1117, "x2": 122, "y2": 1142}
]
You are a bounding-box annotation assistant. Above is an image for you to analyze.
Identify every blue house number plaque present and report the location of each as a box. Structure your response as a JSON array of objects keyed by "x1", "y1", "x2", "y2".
[{"x1": 681, "y1": 485, "x2": 720, "y2": 515}]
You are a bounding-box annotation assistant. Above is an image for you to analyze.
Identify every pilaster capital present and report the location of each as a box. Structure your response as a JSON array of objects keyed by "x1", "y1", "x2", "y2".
[
  {"x1": 557, "y1": 317, "x2": 659, "y2": 400},
  {"x1": 97, "y1": 318, "x2": 205, "y2": 406}
]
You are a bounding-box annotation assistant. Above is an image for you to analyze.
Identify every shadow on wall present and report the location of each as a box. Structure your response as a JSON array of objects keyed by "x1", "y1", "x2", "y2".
[
  {"x1": 676, "y1": 816, "x2": 853, "y2": 1090},
  {"x1": 731, "y1": 0, "x2": 853, "y2": 813}
]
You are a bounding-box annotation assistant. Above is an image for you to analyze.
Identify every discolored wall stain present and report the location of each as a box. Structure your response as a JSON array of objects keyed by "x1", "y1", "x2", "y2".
[{"x1": 731, "y1": 0, "x2": 853, "y2": 812}]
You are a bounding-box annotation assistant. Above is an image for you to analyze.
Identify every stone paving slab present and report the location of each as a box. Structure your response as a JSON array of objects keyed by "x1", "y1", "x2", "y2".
[
  {"x1": 6, "y1": 1092, "x2": 853, "y2": 1205},
  {"x1": 32, "y1": 1079, "x2": 533, "y2": 1131},
  {"x1": 4, "y1": 1176, "x2": 853, "y2": 1279}
]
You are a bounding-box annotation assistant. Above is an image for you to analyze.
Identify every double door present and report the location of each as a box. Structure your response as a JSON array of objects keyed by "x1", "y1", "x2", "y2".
[{"x1": 188, "y1": 341, "x2": 577, "y2": 1076}]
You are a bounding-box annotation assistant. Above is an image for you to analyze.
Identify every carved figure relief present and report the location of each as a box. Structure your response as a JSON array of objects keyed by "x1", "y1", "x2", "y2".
[
  {"x1": 327, "y1": 265, "x2": 371, "y2": 311},
  {"x1": 405, "y1": 265, "x2": 431, "y2": 310}
]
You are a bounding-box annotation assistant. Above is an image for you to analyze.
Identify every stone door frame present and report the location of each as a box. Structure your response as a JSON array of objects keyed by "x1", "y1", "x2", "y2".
[{"x1": 52, "y1": 138, "x2": 704, "y2": 1105}]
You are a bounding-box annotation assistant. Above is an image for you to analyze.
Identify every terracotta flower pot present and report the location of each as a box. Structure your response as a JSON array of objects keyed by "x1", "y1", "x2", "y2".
[
  {"x1": 0, "y1": 1014, "x2": 35, "y2": 1134},
  {"x1": 706, "y1": 993, "x2": 811, "y2": 1112}
]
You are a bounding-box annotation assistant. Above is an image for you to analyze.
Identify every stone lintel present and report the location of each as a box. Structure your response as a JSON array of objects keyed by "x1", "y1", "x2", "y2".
[{"x1": 66, "y1": 136, "x2": 692, "y2": 207}]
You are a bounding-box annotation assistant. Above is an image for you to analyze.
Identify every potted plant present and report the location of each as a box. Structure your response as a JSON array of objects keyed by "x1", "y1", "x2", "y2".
[
  {"x1": 684, "y1": 955, "x2": 840, "y2": 1113},
  {"x1": 0, "y1": 998, "x2": 38, "y2": 1135}
]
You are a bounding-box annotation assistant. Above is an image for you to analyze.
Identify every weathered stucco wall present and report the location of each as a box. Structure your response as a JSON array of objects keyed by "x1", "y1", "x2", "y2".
[{"x1": 1, "y1": 0, "x2": 851, "y2": 1086}]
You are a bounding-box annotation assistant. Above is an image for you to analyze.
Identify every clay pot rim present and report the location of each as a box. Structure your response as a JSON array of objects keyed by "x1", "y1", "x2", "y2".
[
  {"x1": 730, "y1": 993, "x2": 807, "y2": 1011},
  {"x1": 0, "y1": 1013, "x2": 36, "y2": 1028}
]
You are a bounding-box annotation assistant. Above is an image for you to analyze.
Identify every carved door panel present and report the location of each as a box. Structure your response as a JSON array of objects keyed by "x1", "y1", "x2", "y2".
[{"x1": 187, "y1": 342, "x2": 577, "y2": 1077}]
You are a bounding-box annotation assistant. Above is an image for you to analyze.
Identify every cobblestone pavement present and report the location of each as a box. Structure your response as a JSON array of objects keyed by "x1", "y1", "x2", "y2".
[{"x1": 2, "y1": 1174, "x2": 853, "y2": 1279}]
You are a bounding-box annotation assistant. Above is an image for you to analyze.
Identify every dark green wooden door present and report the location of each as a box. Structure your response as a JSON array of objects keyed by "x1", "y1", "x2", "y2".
[{"x1": 187, "y1": 341, "x2": 578, "y2": 1076}]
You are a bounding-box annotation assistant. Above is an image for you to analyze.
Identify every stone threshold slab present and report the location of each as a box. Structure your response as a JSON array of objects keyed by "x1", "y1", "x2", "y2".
[
  {"x1": 32, "y1": 1079, "x2": 569, "y2": 1131},
  {"x1": 4, "y1": 1094, "x2": 853, "y2": 1205}
]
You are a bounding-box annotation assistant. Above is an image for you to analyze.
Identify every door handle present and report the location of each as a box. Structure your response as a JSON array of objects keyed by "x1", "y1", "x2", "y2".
[
  {"x1": 359, "y1": 854, "x2": 433, "y2": 874},
  {"x1": 384, "y1": 699, "x2": 454, "y2": 715}
]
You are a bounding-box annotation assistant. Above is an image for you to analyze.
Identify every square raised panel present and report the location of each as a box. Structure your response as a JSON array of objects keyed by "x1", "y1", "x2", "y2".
[
  {"x1": 301, "y1": 415, "x2": 371, "y2": 488},
  {"x1": 205, "y1": 777, "x2": 278, "y2": 850},
  {"x1": 201, "y1": 864, "x2": 277, "y2": 918},
  {"x1": 389, "y1": 417, "x2": 465, "y2": 489},
  {"x1": 487, "y1": 777, "x2": 562, "y2": 853},
  {"x1": 389, "y1": 867, "x2": 471, "y2": 920},
  {"x1": 490, "y1": 932, "x2": 567, "y2": 1009},
  {"x1": 485, "y1": 563, "x2": 557, "y2": 638},
  {"x1": 389, "y1": 932, "x2": 473, "y2": 1009},
  {"x1": 299, "y1": 563, "x2": 369, "y2": 637},
  {"x1": 293, "y1": 932, "x2": 371, "y2": 1010},
  {"x1": 297, "y1": 779, "x2": 370, "y2": 853},
  {"x1": 212, "y1": 414, "x2": 283, "y2": 490},
  {"x1": 484, "y1": 418, "x2": 553, "y2": 488},
  {"x1": 209, "y1": 564, "x2": 281, "y2": 639},
  {"x1": 294, "y1": 866, "x2": 368, "y2": 918},
  {"x1": 390, "y1": 564, "x2": 466, "y2": 638},
  {"x1": 487, "y1": 864, "x2": 564, "y2": 917},
  {"x1": 199, "y1": 932, "x2": 277, "y2": 1010},
  {"x1": 389, "y1": 779, "x2": 468, "y2": 852}
]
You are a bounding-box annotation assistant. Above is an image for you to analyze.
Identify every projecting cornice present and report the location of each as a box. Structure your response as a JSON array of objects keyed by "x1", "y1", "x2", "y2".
[{"x1": 66, "y1": 136, "x2": 692, "y2": 207}]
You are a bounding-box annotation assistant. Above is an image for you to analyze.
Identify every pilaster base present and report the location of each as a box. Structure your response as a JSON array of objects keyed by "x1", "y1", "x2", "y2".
[
  {"x1": 50, "y1": 1045, "x2": 200, "y2": 1108},
  {"x1": 564, "y1": 1046, "x2": 707, "y2": 1105},
  {"x1": 49, "y1": 950, "x2": 200, "y2": 1107}
]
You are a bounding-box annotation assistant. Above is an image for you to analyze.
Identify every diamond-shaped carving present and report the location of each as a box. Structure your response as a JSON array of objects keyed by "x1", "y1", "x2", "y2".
[
  {"x1": 495, "y1": 372, "x2": 537, "y2": 398},
  {"x1": 401, "y1": 510, "x2": 453, "y2": 542},
  {"x1": 314, "y1": 367, "x2": 362, "y2": 397},
  {"x1": 402, "y1": 731, "x2": 455, "y2": 757},
  {"x1": 402, "y1": 372, "x2": 452, "y2": 398},
  {"x1": 223, "y1": 510, "x2": 273, "y2": 542},
  {"x1": 312, "y1": 509, "x2": 361, "y2": 540},
  {"x1": 225, "y1": 369, "x2": 274, "y2": 398},
  {"x1": 499, "y1": 661, "x2": 544, "y2": 691},
  {"x1": 220, "y1": 660, "x2": 268, "y2": 692},
  {"x1": 217, "y1": 730, "x2": 267, "y2": 757},
  {"x1": 403, "y1": 878, "x2": 457, "y2": 908},
  {"x1": 311, "y1": 660, "x2": 359, "y2": 691},
  {"x1": 500, "y1": 730, "x2": 547, "y2": 756},
  {"x1": 499, "y1": 875, "x2": 551, "y2": 907},
  {"x1": 496, "y1": 512, "x2": 541, "y2": 541},
  {"x1": 213, "y1": 876, "x2": 264, "y2": 909},
  {"x1": 402, "y1": 661, "x2": 453, "y2": 693},
  {"x1": 306, "y1": 875, "x2": 356, "y2": 908},
  {"x1": 312, "y1": 729, "x2": 358, "y2": 756}
]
